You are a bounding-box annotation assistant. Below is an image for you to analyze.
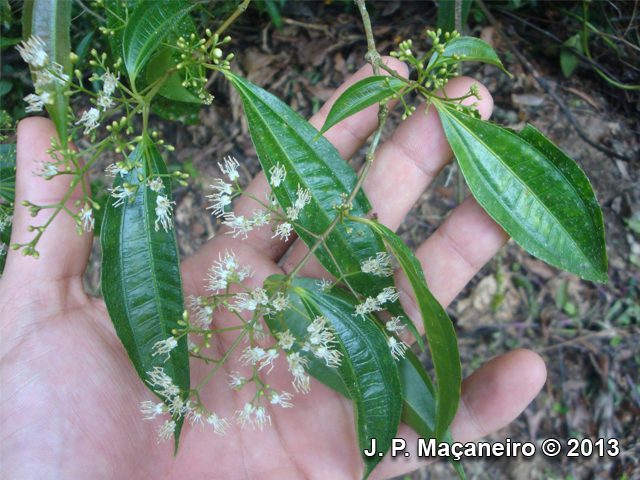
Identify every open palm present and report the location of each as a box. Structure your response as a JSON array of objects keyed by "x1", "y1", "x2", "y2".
[{"x1": 0, "y1": 59, "x2": 546, "y2": 480}]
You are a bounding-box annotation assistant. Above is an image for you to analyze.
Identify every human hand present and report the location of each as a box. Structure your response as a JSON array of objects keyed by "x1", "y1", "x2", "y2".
[{"x1": 0, "y1": 58, "x2": 546, "y2": 480}]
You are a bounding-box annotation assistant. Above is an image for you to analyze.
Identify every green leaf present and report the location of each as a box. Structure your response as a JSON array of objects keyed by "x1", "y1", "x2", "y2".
[
  {"x1": 428, "y1": 36, "x2": 510, "y2": 76},
  {"x1": 353, "y1": 218, "x2": 461, "y2": 442},
  {"x1": 294, "y1": 282, "x2": 402, "y2": 480},
  {"x1": 23, "y1": 0, "x2": 71, "y2": 148},
  {"x1": 147, "y1": 48, "x2": 204, "y2": 104},
  {"x1": 151, "y1": 94, "x2": 201, "y2": 124},
  {"x1": 226, "y1": 71, "x2": 423, "y2": 349},
  {"x1": 437, "y1": 0, "x2": 472, "y2": 35},
  {"x1": 264, "y1": 0, "x2": 282, "y2": 29},
  {"x1": 435, "y1": 102, "x2": 608, "y2": 283},
  {"x1": 560, "y1": 34, "x2": 582, "y2": 78},
  {"x1": 122, "y1": 0, "x2": 196, "y2": 82},
  {"x1": 74, "y1": 32, "x2": 95, "y2": 65},
  {"x1": 1, "y1": 37, "x2": 21, "y2": 49},
  {"x1": 315, "y1": 76, "x2": 408, "y2": 141},
  {"x1": 0, "y1": 143, "x2": 16, "y2": 203},
  {"x1": 101, "y1": 137, "x2": 189, "y2": 453}
]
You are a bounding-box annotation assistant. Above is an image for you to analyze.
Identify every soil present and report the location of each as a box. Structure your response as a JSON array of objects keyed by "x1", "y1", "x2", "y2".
[{"x1": 15, "y1": 1, "x2": 640, "y2": 479}]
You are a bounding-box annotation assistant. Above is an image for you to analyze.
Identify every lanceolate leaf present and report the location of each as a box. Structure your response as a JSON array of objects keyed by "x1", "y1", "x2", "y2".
[
  {"x1": 226, "y1": 71, "x2": 423, "y2": 349},
  {"x1": 315, "y1": 76, "x2": 408, "y2": 140},
  {"x1": 147, "y1": 49, "x2": 204, "y2": 104},
  {"x1": 122, "y1": 0, "x2": 196, "y2": 82},
  {"x1": 295, "y1": 282, "x2": 402, "y2": 480},
  {"x1": 437, "y1": 0, "x2": 472, "y2": 36},
  {"x1": 427, "y1": 36, "x2": 510, "y2": 76},
  {"x1": 101, "y1": 138, "x2": 189, "y2": 452},
  {"x1": 435, "y1": 102, "x2": 608, "y2": 283},
  {"x1": 354, "y1": 218, "x2": 461, "y2": 442},
  {"x1": 22, "y1": 0, "x2": 71, "y2": 148},
  {"x1": 399, "y1": 349, "x2": 466, "y2": 479},
  {"x1": 0, "y1": 143, "x2": 16, "y2": 203}
]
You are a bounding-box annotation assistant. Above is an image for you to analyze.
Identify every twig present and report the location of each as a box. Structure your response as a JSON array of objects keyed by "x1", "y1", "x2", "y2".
[
  {"x1": 215, "y1": 0, "x2": 251, "y2": 37},
  {"x1": 75, "y1": 0, "x2": 106, "y2": 23},
  {"x1": 475, "y1": 0, "x2": 632, "y2": 163},
  {"x1": 281, "y1": 18, "x2": 330, "y2": 36},
  {"x1": 536, "y1": 326, "x2": 633, "y2": 353}
]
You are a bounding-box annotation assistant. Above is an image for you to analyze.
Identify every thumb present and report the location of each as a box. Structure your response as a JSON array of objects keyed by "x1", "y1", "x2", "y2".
[{"x1": 2, "y1": 117, "x2": 93, "y2": 284}]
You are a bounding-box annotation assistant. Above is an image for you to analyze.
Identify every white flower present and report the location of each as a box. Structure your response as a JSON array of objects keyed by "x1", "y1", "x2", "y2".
[
  {"x1": 273, "y1": 222, "x2": 293, "y2": 241},
  {"x1": 140, "y1": 401, "x2": 167, "y2": 420},
  {"x1": 16, "y1": 36, "x2": 48, "y2": 68},
  {"x1": 259, "y1": 348, "x2": 279, "y2": 373},
  {"x1": 294, "y1": 185, "x2": 311, "y2": 210},
  {"x1": 34, "y1": 69, "x2": 54, "y2": 89},
  {"x1": 361, "y1": 252, "x2": 393, "y2": 277},
  {"x1": 105, "y1": 163, "x2": 130, "y2": 177},
  {"x1": 206, "y1": 413, "x2": 230, "y2": 434},
  {"x1": 377, "y1": 287, "x2": 400, "y2": 304},
  {"x1": 227, "y1": 371, "x2": 245, "y2": 389},
  {"x1": 50, "y1": 62, "x2": 69, "y2": 84},
  {"x1": 154, "y1": 194, "x2": 175, "y2": 232},
  {"x1": 151, "y1": 336, "x2": 178, "y2": 362},
  {"x1": 271, "y1": 292, "x2": 291, "y2": 312},
  {"x1": 157, "y1": 420, "x2": 176, "y2": 442},
  {"x1": 287, "y1": 353, "x2": 310, "y2": 393},
  {"x1": 206, "y1": 250, "x2": 253, "y2": 292},
  {"x1": 168, "y1": 395, "x2": 187, "y2": 416},
  {"x1": 101, "y1": 68, "x2": 120, "y2": 96},
  {"x1": 252, "y1": 287, "x2": 269, "y2": 306},
  {"x1": 286, "y1": 206, "x2": 299, "y2": 221},
  {"x1": 233, "y1": 293, "x2": 258, "y2": 312},
  {"x1": 236, "y1": 403, "x2": 255, "y2": 428},
  {"x1": 269, "y1": 162, "x2": 286, "y2": 187},
  {"x1": 254, "y1": 406, "x2": 271, "y2": 430},
  {"x1": 240, "y1": 346, "x2": 266, "y2": 366},
  {"x1": 219, "y1": 156, "x2": 240, "y2": 181},
  {"x1": 206, "y1": 192, "x2": 232, "y2": 217},
  {"x1": 222, "y1": 212, "x2": 253, "y2": 239},
  {"x1": 97, "y1": 91, "x2": 113, "y2": 111},
  {"x1": 278, "y1": 330, "x2": 296, "y2": 350},
  {"x1": 354, "y1": 296, "x2": 382, "y2": 317},
  {"x1": 0, "y1": 214, "x2": 12, "y2": 233},
  {"x1": 385, "y1": 317, "x2": 405, "y2": 333},
  {"x1": 146, "y1": 177, "x2": 164, "y2": 193},
  {"x1": 146, "y1": 367, "x2": 174, "y2": 389},
  {"x1": 79, "y1": 204, "x2": 94, "y2": 232},
  {"x1": 76, "y1": 107, "x2": 101, "y2": 134},
  {"x1": 24, "y1": 91, "x2": 54, "y2": 112},
  {"x1": 252, "y1": 321, "x2": 267, "y2": 344},
  {"x1": 33, "y1": 161, "x2": 58, "y2": 179},
  {"x1": 109, "y1": 184, "x2": 136, "y2": 207},
  {"x1": 210, "y1": 178, "x2": 234, "y2": 195},
  {"x1": 316, "y1": 279, "x2": 333, "y2": 292},
  {"x1": 314, "y1": 345, "x2": 342, "y2": 367},
  {"x1": 251, "y1": 209, "x2": 271, "y2": 227},
  {"x1": 270, "y1": 391, "x2": 293, "y2": 408},
  {"x1": 387, "y1": 336, "x2": 409, "y2": 359},
  {"x1": 187, "y1": 404, "x2": 206, "y2": 427}
]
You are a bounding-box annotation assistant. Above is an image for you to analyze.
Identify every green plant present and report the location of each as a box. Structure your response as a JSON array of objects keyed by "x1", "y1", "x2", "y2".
[{"x1": 1, "y1": 0, "x2": 607, "y2": 478}]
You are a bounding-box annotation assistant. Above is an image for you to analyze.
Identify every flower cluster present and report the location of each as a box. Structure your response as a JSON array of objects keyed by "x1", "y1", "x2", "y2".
[
  {"x1": 154, "y1": 195, "x2": 175, "y2": 232},
  {"x1": 285, "y1": 185, "x2": 311, "y2": 221},
  {"x1": 302, "y1": 316, "x2": 342, "y2": 367},
  {"x1": 354, "y1": 287, "x2": 400, "y2": 317},
  {"x1": 17, "y1": 36, "x2": 70, "y2": 113},
  {"x1": 361, "y1": 252, "x2": 393, "y2": 277},
  {"x1": 206, "y1": 250, "x2": 253, "y2": 292},
  {"x1": 141, "y1": 367, "x2": 229, "y2": 441}
]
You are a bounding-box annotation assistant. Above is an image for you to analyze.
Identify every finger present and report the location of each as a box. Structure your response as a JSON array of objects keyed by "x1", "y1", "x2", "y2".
[
  {"x1": 372, "y1": 349, "x2": 547, "y2": 479},
  {"x1": 182, "y1": 58, "x2": 408, "y2": 283},
  {"x1": 395, "y1": 197, "x2": 509, "y2": 332},
  {"x1": 282, "y1": 76, "x2": 493, "y2": 275},
  {"x1": 2, "y1": 117, "x2": 92, "y2": 284}
]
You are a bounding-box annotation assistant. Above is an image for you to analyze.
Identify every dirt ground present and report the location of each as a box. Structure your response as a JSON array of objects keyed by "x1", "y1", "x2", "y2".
[{"x1": 71, "y1": 2, "x2": 639, "y2": 479}]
